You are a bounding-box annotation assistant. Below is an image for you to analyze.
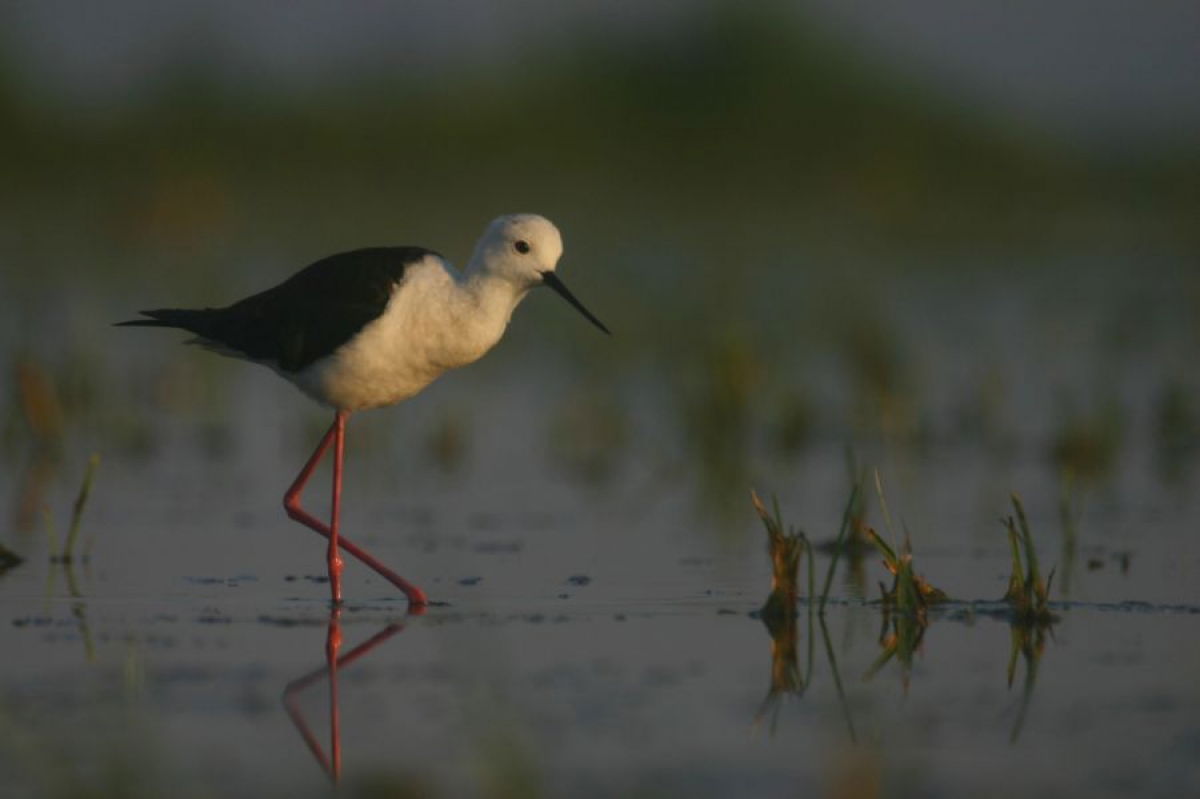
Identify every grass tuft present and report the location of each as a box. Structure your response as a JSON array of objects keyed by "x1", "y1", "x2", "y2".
[
  {"x1": 858, "y1": 474, "x2": 946, "y2": 688},
  {"x1": 1001, "y1": 494, "x2": 1056, "y2": 742},
  {"x1": 65, "y1": 454, "x2": 102, "y2": 561},
  {"x1": 751, "y1": 490, "x2": 806, "y2": 620},
  {"x1": 750, "y1": 491, "x2": 819, "y2": 733},
  {"x1": 44, "y1": 453, "x2": 102, "y2": 564},
  {"x1": 865, "y1": 472, "x2": 947, "y2": 616},
  {"x1": 1002, "y1": 493, "x2": 1055, "y2": 624},
  {"x1": 866, "y1": 529, "x2": 949, "y2": 610},
  {"x1": 860, "y1": 544, "x2": 941, "y2": 689}
]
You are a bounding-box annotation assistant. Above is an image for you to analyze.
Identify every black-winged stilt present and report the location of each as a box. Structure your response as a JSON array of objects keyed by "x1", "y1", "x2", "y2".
[{"x1": 117, "y1": 214, "x2": 609, "y2": 607}]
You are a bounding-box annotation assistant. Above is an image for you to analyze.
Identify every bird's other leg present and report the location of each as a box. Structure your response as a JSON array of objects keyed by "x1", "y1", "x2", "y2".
[
  {"x1": 283, "y1": 411, "x2": 428, "y2": 608},
  {"x1": 281, "y1": 411, "x2": 346, "y2": 603},
  {"x1": 283, "y1": 414, "x2": 339, "y2": 532},
  {"x1": 327, "y1": 410, "x2": 347, "y2": 603}
]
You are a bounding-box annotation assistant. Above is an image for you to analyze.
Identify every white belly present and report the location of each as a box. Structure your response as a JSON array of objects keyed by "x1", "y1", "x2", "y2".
[{"x1": 290, "y1": 262, "x2": 511, "y2": 411}]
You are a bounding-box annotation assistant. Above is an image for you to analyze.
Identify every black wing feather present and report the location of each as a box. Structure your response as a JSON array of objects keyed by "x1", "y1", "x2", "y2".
[{"x1": 116, "y1": 247, "x2": 436, "y2": 373}]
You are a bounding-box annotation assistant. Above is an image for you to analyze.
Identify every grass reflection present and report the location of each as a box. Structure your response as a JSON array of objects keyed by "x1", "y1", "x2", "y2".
[
  {"x1": 747, "y1": 474, "x2": 1071, "y2": 743},
  {"x1": 37, "y1": 453, "x2": 103, "y2": 663},
  {"x1": 1006, "y1": 617, "x2": 1050, "y2": 744}
]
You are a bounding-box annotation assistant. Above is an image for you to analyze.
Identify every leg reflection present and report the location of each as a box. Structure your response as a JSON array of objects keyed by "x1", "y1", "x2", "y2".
[{"x1": 282, "y1": 609, "x2": 413, "y2": 781}]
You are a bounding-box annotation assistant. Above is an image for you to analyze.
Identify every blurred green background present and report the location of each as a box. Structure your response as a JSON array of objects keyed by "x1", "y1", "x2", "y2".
[{"x1": 2, "y1": 1, "x2": 1199, "y2": 524}]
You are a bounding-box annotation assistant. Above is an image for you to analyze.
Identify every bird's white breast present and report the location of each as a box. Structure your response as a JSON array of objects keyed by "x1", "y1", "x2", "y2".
[{"x1": 293, "y1": 255, "x2": 510, "y2": 411}]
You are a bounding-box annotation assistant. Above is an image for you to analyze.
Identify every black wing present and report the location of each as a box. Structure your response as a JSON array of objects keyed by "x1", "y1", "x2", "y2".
[{"x1": 116, "y1": 247, "x2": 437, "y2": 373}]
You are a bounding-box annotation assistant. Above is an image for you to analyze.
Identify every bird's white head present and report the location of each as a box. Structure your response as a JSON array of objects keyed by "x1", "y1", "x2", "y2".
[
  {"x1": 472, "y1": 213, "x2": 564, "y2": 287},
  {"x1": 470, "y1": 213, "x2": 610, "y2": 335}
]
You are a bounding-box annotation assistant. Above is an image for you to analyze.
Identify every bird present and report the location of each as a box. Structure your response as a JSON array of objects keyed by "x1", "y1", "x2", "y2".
[{"x1": 117, "y1": 213, "x2": 609, "y2": 607}]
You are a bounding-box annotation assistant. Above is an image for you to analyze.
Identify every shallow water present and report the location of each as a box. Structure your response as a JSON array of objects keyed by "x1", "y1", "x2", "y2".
[
  {"x1": 3, "y1": 257, "x2": 1200, "y2": 797},
  {"x1": 4, "y1": 568, "x2": 1200, "y2": 796},
  {"x1": 4, "y1": 420, "x2": 1200, "y2": 798}
]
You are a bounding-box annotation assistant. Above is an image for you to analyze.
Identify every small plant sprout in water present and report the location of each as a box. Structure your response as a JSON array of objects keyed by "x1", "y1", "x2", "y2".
[
  {"x1": 865, "y1": 472, "x2": 947, "y2": 618},
  {"x1": 1002, "y1": 493, "x2": 1057, "y2": 742},
  {"x1": 862, "y1": 532, "x2": 943, "y2": 690},
  {"x1": 36, "y1": 454, "x2": 102, "y2": 663},
  {"x1": 1002, "y1": 493, "x2": 1056, "y2": 626},
  {"x1": 866, "y1": 529, "x2": 948, "y2": 615},
  {"x1": 861, "y1": 472, "x2": 946, "y2": 689},
  {"x1": 43, "y1": 455, "x2": 101, "y2": 649},
  {"x1": 43, "y1": 453, "x2": 102, "y2": 565},
  {"x1": 751, "y1": 490, "x2": 809, "y2": 620},
  {"x1": 749, "y1": 490, "x2": 815, "y2": 733}
]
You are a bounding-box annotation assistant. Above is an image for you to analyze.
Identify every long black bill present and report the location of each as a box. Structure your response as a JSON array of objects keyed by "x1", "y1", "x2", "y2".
[{"x1": 541, "y1": 271, "x2": 611, "y2": 335}]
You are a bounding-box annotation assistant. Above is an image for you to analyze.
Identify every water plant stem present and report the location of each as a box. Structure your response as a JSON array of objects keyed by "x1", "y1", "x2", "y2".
[
  {"x1": 64, "y1": 454, "x2": 101, "y2": 561},
  {"x1": 820, "y1": 478, "x2": 862, "y2": 614}
]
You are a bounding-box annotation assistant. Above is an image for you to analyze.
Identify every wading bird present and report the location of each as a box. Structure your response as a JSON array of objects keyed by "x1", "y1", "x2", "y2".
[{"x1": 118, "y1": 214, "x2": 608, "y2": 607}]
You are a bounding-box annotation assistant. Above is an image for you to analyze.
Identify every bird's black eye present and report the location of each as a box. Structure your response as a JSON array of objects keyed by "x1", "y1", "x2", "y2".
[{"x1": 514, "y1": 240, "x2": 531, "y2": 254}]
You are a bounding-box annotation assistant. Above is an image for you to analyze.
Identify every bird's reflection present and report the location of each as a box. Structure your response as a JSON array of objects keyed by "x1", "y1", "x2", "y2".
[{"x1": 282, "y1": 608, "x2": 419, "y2": 781}]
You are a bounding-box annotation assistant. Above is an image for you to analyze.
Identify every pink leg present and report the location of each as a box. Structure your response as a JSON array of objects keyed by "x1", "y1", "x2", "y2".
[
  {"x1": 283, "y1": 411, "x2": 428, "y2": 607},
  {"x1": 328, "y1": 412, "x2": 346, "y2": 603}
]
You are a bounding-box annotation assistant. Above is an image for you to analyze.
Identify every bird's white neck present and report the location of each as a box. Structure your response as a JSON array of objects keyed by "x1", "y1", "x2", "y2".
[{"x1": 462, "y1": 267, "x2": 533, "y2": 328}]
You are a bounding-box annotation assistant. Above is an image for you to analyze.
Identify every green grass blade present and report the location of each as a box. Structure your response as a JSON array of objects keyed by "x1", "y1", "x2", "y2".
[
  {"x1": 819, "y1": 615, "x2": 857, "y2": 743},
  {"x1": 1011, "y1": 493, "x2": 1042, "y2": 589},
  {"x1": 863, "y1": 644, "x2": 897, "y2": 681},
  {"x1": 866, "y1": 527, "x2": 899, "y2": 570},
  {"x1": 819, "y1": 478, "x2": 862, "y2": 612},
  {"x1": 1006, "y1": 625, "x2": 1021, "y2": 688},
  {"x1": 1003, "y1": 518, "x2": 1025, "y2": 602},
  {"x1": 64, "y1": 454, "x2": 101, "y2": 560}
]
